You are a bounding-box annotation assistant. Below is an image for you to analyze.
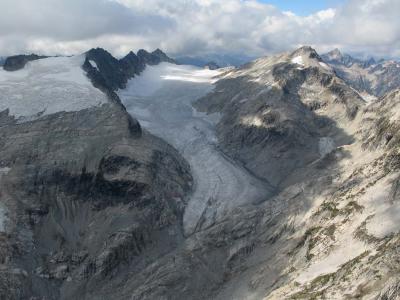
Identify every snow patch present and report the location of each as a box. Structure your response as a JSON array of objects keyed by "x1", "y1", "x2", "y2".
[
  {"x1": 296, "y1": 174, "x2": 400, "y2": 284},
  {"x1": 296, "y1": 237, "x2": 368, "y2": 284},
  {"x1": 0, "y1": 55, "x2": 108, "y2": 122},
  {"x1": 363, "y1": 175, "x2": 400, "y2": 238},
  {"x1": 360, "y1": 92, "x2": 377, "y2": 103},
  {"x1": 0, "y1": 167, "x2": 11, "y2": 175},
  {"x1": 319, "y1": 137, "x2": 335, "y2": 156},
  {"x1": 88, "y1": 59, "x2": 99, "y2": 71},
  {"x1": 241, "y1": 115, "x2": 264, "y2": 127},
  {"x1": 291, "y1": 56, "x2": 304, "y2": 66}
]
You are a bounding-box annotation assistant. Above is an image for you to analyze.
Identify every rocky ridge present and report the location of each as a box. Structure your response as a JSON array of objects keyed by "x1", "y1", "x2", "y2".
[
  {"x1": 322, "y1": 48, "x2": 400, "y2": 98},
  {"x1": 195, "y1": 46, "x2": 364, "y2": 187}
]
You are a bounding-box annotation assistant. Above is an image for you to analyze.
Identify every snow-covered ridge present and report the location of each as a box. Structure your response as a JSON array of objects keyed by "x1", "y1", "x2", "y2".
[{"x1": 0, "y1": 55, "x2": 108, "y2": 122}]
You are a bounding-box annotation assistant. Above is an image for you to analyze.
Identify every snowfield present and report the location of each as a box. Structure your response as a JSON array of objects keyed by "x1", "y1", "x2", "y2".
[
  {"x1": 0, "y1": 56, "x2": 108, "y2": 122},
  {"x1": 291, "y1": 56, "x2": 304, "y2": 66},
  {"x1": 118, "y1": 63, "x2": 271, "y2": 235}
]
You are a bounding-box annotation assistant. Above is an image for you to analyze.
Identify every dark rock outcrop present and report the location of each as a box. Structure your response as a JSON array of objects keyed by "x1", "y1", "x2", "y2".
[
  {"x1": 83, "y1": 48, "x2": 175, "y2": 93},
  {"x1": 83, "y1": 48, "x2": 127, "y2": 92},
  {"x1": 3, "y1": 54, "x2": 47, "y2": 71}
]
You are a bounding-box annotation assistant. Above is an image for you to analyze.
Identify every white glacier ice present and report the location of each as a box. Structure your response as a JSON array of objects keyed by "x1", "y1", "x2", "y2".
[{"x1": 0, "y1": 56, "x2": 108, "y2": 122}]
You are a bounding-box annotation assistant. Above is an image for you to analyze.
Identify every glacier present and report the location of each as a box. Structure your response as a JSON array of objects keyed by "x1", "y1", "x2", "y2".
[{"x1": 118, "y1": 63, "x2": 272, "y2": 235}]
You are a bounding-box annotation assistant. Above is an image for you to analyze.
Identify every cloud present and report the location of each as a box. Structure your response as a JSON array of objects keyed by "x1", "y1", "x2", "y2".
[
  {"x1": 0, "y1": 0, "x2": 398, "y2": 58},
  {"x1": 0, "y1": 0, "x2": 173, "y2": 55}
]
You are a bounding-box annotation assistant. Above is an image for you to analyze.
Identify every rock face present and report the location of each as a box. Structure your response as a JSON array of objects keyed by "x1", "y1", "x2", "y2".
[
  {"x1": 83, "y1": 48, "x2": 174, "y2": 92},
  {"x1": 3, "y1": 54, "x2": 47, "y2": 71},
  {"x1": 322, "y1": 48, "x2": 400, "y2": 98},
  {"x1": 0, "y1": 50, "x2": 192, "y2": 299}
]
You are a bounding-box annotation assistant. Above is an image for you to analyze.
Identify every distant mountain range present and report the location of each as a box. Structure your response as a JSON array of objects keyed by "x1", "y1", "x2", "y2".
[
  {"x1": 322, "y1": 48, "x2": 400, "y2": 98},
  {"x1": 175, "y1": 53, "x2": 255, "y2": 67}
]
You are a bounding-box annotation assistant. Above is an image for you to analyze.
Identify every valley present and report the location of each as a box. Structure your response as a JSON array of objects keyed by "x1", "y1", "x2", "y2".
[{"x1": 118, "y1": 63, "x2": 273, "y2": 235}]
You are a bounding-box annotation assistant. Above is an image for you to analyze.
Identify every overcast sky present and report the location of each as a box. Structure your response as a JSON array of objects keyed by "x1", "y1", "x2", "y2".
[{"x1": 0, "y1": 0, "x2": 398, "y2": 59}]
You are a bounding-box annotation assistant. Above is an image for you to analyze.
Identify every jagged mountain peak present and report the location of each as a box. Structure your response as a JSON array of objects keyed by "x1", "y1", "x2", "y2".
[
  {"x1": 321, "y1": 48, "x2": 377, "y2": 69},
  {"x1": 123, "y1": 50, "x2": 138, "y2": 58},
  {"x1": 287, "y1": 46, "x2": 331, "y2": 71},
  {"x1": 86, "y1": 47, "x2": 112, "y2": 55},
  {"x1": 137, "y1": 48, "x2": 176, "y2": 65},
  {"x1": 151, "y1": 48, "x2": 167, "y2": 56},
  {"x1": 86, "y1": 48, "x2": 119, "y2": 65},
  {"x1": 291, "y1": 45, "x2": 319, "y2": 57},
  {"x1": 326, "y1": 48, "x2": 343, "y2": 59},
  {"x1": 83, "y1": 47, "x2": 175, "y2": 92}
]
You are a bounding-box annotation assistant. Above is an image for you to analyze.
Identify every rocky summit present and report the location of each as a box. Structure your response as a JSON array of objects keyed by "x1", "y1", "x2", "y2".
[{"x1": 0, "y1": 45, "x2": 400, "y2": 300}]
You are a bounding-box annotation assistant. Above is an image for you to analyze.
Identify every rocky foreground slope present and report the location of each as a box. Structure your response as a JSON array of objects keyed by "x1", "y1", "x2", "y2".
[
  {"x1": 193, "y1": 46, "x2": 400, "y2": 299},
  {"x1": 0, "y1": 45, "x2": 400, "y2": 300}
]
